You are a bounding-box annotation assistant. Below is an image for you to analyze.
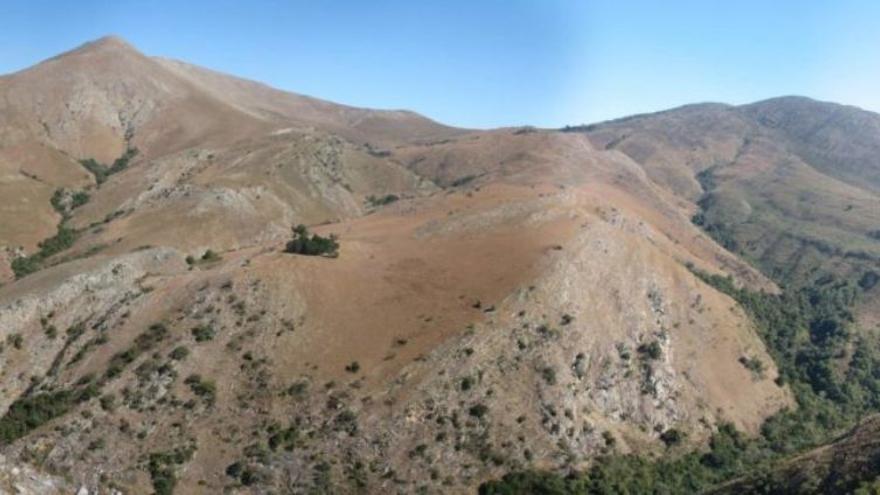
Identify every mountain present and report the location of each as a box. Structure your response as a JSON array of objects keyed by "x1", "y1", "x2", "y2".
[
  {"x1": 0, "y1": 37, "x2": 878, "y2": 494},
  {"x1": 578, "y1": 97, "x2": 880, "y2": 327},
  {"x1": 0, "y1": 36, "x2": 459, "y2": 252}
]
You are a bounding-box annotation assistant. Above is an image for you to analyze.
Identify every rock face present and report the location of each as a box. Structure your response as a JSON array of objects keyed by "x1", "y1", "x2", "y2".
[
  {"x1": 0, "y1": 37, "x2": 830, "y2": 494},
  {"x1": 0, "y1": 454, "x2": 70, "y2": 494}
]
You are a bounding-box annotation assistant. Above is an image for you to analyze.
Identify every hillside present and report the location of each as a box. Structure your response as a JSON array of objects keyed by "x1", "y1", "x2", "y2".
[{"x1": 1, "y1": 37, "x2": 879, "y2": 494}]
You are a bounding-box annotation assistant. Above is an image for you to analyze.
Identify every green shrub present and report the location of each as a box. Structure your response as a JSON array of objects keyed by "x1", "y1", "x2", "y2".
[
  {"x1": 71, "y1": 191, "x2": 90, "y2": 209},
  {"x1": 460, "y1": 376, "x2": 474, "y2": 391},
  {"x1": 366, "y1": 194, "x2": 400, "y2": 207},
  {"x1": 147, "y1": 446, "x2": 193, "y2": 495},
  {"x1": 660, "y1": 428, "x2": 685, "y2": 447},
  {"x1": 469, "y1": 404, "x2": 489, "y2": 418},
  {"x1": 184, "y1": 374, "x2": 216, "y2": 404},
  {"x1": 637, "y1": 341, "x2": 662, "y2": 360},
  {"x1": 11, "y1": 223, "x2": 80, "y2": 279},
  {"x1": 739, "y1": 356, "x2": 766, "y2": 378},
  {"x1": 80, "y1": 158, "x2": 108, "y2": 184},
  {"x1": 225, "y1": 461, "x2": 243, "y2": 478},
  {"x1": 540, "y1": 366, "x2": 557, "y2": 385},
  {"x1": 191, "y1": 325, "x2": 215, "y2": 342},
  {"x1": 99, "y1": 393, "x2": 116, "y2": 412},
  {"x1": 80, "y1": 148, "x2": 138, "y2": 185},
  {"x1": 169, "y1": 346, "x2": 190, "y2": 361}
]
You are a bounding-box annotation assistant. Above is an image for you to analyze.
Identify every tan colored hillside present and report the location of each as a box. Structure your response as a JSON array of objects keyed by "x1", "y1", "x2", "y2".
[{"x1": 0, "y1": 37, "x2": 816, "y2": 494}]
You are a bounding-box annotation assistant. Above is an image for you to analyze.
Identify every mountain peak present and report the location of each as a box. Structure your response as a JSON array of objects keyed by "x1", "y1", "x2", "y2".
[{"x1": 74, "y1": 35, "x2": 139, "y2": 54}]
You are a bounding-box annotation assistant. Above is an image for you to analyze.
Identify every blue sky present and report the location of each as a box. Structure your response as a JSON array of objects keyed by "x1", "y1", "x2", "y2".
[{"x1": 1, "y1": 0, "x2": 879, "y2": 128}]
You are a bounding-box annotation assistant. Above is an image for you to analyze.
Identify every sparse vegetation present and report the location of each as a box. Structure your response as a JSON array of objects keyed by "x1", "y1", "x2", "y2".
[{"x1": 105, "y1": 323, "x2": 169, "y2": 380}]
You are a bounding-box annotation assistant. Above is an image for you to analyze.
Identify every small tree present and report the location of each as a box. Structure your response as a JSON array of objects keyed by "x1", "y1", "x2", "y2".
[{"x1": 285, "y1": 224, "x2": 339, "y2": 257}]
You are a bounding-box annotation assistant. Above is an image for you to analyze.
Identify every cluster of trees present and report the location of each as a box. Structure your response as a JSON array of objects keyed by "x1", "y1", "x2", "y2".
[
  {"x1": 0, "y1": 379, "x2": 99, "y2": 445},
  {"x1": 285, "y1": 224, "x2": 339, "y2": 257},
  {"x1": 79, "y1": 147, "x2": 138, "y2": 185},
  {"x1": 11, "y1": 225, "x2": 78, "y2": 278}
]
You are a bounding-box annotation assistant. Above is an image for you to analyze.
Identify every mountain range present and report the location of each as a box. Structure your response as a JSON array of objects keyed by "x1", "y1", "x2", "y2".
[{"x1": 0, "y1": 37, "x2": 878, "y2": 494}]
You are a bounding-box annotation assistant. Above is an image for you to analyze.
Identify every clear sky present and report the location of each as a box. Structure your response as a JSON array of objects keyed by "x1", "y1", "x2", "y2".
[{"x1": 1, "y1": 0, "x2": 879, "y2": 128}]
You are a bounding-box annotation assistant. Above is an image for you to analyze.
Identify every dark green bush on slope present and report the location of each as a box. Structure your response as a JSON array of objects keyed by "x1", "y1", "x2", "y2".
[
  {"x1": 79, "y1": 147, "x2": 139, "y2": 185},
  {"x1": 0, "y1": 381, "x2": 99, "y2": 445},
  {"x1": 285, "y1": 224, "x2": 339, "y2": 257},
  {"x1": 11, "y1": 225, "x2": 80, "y2": 278}
]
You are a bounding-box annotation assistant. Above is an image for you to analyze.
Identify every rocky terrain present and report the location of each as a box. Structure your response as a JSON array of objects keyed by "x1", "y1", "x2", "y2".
[{"x1": 0, "y1": 37, "x2": 879, "y2": 494}]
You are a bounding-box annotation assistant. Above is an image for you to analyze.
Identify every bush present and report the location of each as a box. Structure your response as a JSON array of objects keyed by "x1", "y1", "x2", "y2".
[
  {"x1": 739, "y1": 356, "x2": 766, "y2": 378},
  {"x1": 147, "y1": 446, "x2": 193, "y2": 495},
  {"x1": 284, "y1": 225, "x2": 339, "y2": 257},
  {"x1": 637, "y1": 341, "x2": 662, "y2": 360},
  {"x1": 660, "y1": 428, "x2": 685, "y2": 447},
  {"x1": 71, "y1": 191, "x2": 90, "y2": 209},
  {"x1": 191, "y1": 325, "x2": 215, "y2": 342},
  {"x1": 201, "y1": 249, "x2": 220, "y2": 262},
  {"x1": 540, "y1": 366, "x2": 557, "y2": 385},
  {"x1": 366, "y1": 194, "x2": 400, "y2": 207},
  {"x1": 225, "y1": 461, "x2": 243, "y2": 478},
  {"x1": 169, "y1": 346, "x2": 190, "y2": 361},
  {"x1": 185, "y1": 374, "x2": 216, "y2": 404},
  {"x1": 469, "y1": 404, "x2": 489, "y2": 418}
]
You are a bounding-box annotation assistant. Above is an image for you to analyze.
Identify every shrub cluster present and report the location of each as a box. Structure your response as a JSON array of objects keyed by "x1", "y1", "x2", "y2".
[{"x1": 284, "y1": 224, "x2": 339, "y2": 257}]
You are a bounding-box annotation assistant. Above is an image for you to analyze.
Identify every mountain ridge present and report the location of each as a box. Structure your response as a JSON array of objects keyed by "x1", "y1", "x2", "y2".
[{"x1": 0, "y1": 37, "x2": 878, "y2": 494}]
